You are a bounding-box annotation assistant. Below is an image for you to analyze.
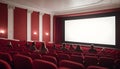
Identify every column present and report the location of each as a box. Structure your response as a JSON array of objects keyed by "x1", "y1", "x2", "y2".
[
  {"x1": 27, "y1": 10, "x2": 32, "y2": 41},
  {"x1": 8, "y1": 5, "x2": 15, "y2": 39},
  {"x1": 50, "y1": 14, "x2": 54, "y2": 43},
  {"x1": 39, "y1": 12, "x2": 44, "y2": 42}
]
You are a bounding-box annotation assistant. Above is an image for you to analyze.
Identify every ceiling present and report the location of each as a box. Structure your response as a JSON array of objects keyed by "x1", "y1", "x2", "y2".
[{"x1": 0, "y1": 0, "x2": 120, "y2": 15}]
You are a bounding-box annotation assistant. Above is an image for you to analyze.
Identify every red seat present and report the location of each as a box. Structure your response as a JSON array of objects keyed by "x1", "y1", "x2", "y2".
[
  {"x1": 42, "y1": 55, "x2": 57, "y2": 65},
  {"x1": 70, "y1": 55, "x2": 83, "y2": 64},
  {"x1": 57, "y1": 53, "x2": 70, "y2": 62},
  {"x1": 13, "y1": 54, "x2": 33, "y2": 69},
  {"x1": 59, "y1": 60, "x2": 85, "y2": 69},
  {"x1": 0, "y1": 59, "x2": 11, "y2": 69},
  {"x1": 33, "y1": 59, "x2": 57, "y2": 69},
  {"x1": 58, "y1": 67, "x2": 71, "y2": 69},
  {"x1": 87, "y1": 66, "x2": 108, "y2": 69},
  {"x1": 0, "y1": 52, "x2": 12, "y2": 65},
  {"x1": 20, "y1": 52, "x2": 31, "y2": 57},
  {"x1": 114, "y1": 59, "x2": 120, "y2": 69},
  {"x1": 30, "y1": 53, "x2": 42, "y2": 60},
  {"x1": 46, "y1": 53, "x2": 58, "y2": 58},
  {"x1": 99, "y1": 57, "x2": 114, "y2": 69},
  {"x1": 84, "y1": 56, "x2": 98, "y2": 67}
]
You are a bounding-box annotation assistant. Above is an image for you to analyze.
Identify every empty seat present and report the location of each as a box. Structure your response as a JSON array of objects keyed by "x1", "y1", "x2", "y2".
[
  {"x1": 30, "y1": 53, "x2": 42, "y2": 60},
  {"x1": 84, "y1": 56, "x2": 98, "y2": 67},
  {"x1": 33, "y1": 59, "x2": 57, "y2": 69},
  {"x1": 0, "y1": 59, "x2": 11, "y2": 69},
  {"x1": 58, "y1": 67, "x2": 71, "y2": 69},
  {"x1": 46, "y1": 53, "x2": 58, "y2": 58},
  {"x1": 70, "y1": 55, "x2": 83, "y2": 64},
  {"x1": 13, "y1": 54, "x2": 33, "y2": 69},
  {"x1": 57, "y1": 53, "x2": 70, "y2": 62},
  {"x1": 114, "y1": 59, "x2": 120, "y2": 69},
  {"x1": 20, "y1": 52, "x2": 31, "y2": 57},
  {"x1": 59, "y1": 60, "x2": 85, "y2": 69},
  {"x1": 0, "y1": 52, "x2": 12, "y2": 65},
  {"x1": 99, "y1": 57, "x2": 114, "y2": 69},
  {"x1": 42, "y1": 55, "x2": 57, "y2": 65},
  {"x1": 87, "y1": 66, "x2": 108, "y2": 69}
]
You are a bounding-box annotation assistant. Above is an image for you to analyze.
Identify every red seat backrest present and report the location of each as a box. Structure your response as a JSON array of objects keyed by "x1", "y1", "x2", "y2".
[
  {"x1": 13, "y1": 54, "x2": 33, "y2": 69},
  {"x1": 114, "y1": 59, "x2": 120, "y2": 69},
  {"x1": 70, "y1": 55, "x2": 84, "y2": 64},
  {"x1": 59, "y1": 60, "x2": 85, "y2": 69},
  {"x1": 57, "y1": 53, "x2": 70, "y2": 62},
  {"x1": 30, "y1": 53, "x2": 42, "y2": 60},
  {"x1": 87, "y1": 66, "x2": 108, "y2": 69},
  {"x1": 0, "y1": 52, "x2": 12, "y2": 65},
  {"x1": 42, "y1": 55, "x2": 57, "y2": 65},
  {"x1": 0, "y1": 59, "x2": 11, "y2": 69},
  {"x1": 99, "y1": 57, "x2": 114, "y2": 69},
  {"x1": 84, "y1": 56, "x2": 98, "y2": 67},
  {"x1": 33, "y1": 59, "x2": 57, "y2": 69}
]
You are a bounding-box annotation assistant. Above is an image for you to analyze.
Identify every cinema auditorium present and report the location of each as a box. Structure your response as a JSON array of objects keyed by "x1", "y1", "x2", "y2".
[{"x1": 0, "y1": 0, "x2": 120, "y2": 69}]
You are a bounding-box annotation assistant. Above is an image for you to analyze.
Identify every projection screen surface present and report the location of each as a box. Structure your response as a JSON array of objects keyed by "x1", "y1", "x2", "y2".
[{"x1": 65, "y1": 16, "x2": 115, "y2": 45}]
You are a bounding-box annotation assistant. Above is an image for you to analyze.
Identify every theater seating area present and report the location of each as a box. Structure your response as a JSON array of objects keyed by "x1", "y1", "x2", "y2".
[{"x1": 0, "y1": 38, "x2": 120, "y2": 69}]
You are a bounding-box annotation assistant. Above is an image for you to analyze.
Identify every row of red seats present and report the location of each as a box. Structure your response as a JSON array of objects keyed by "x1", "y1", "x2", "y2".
[
  {"x1": 0, "y1": 38, "x2": 43, "y2": 49},
  {"x1": 0, "y1": 51, "x2": 120, "y2": 69},
  {"x1": 0, "y1": 38, "x2": 119, "y2": 59},
  {"x1": 0, "y1": 51, "x2": 110, "y2": 69},
  {"x1": 54, "y1": 43, "x2": 119, "y2": 59},
  {"x1": 0, "y1": 38, "x2": 120, "y2": 69},
  {"x1": 0, "y1": 59, "x2": 109, "y2": 69}
]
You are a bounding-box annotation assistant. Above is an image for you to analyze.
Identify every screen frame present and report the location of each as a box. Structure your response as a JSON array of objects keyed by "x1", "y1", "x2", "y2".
[{"x1": 62, "y1": 12, "x2": 117, "y2": 47}]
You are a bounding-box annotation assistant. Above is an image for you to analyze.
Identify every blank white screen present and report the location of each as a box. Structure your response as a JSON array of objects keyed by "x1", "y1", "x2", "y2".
[{"x1": 65, "y1": 16, "x2": 115, "y2": 45}]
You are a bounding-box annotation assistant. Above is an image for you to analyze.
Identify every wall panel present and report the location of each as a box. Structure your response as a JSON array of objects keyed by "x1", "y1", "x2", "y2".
[
  {"x1": 53, "y1": 16, "x2": 63, "y2": 43},
  {"x1": 43, "y1": 14, "x2": 50, "y2": 43},
  {"x1": 14, "y1": 7, "x2": 27, "y2": 40},
  {"x1": 31, "y1": 11, "x2": 39, "y2": 41},
  {"x1": 0, "y1": 3, "x2": 8, "y2": 38}
]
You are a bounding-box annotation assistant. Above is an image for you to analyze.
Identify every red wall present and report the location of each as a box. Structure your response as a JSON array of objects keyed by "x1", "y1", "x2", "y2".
[
  {"x1": 43, "y1": 14, "x2": 50, "y2": 43},
  {"x1": 53, "y1": 16, "x2": 63, "y2": 43},
  {"x1": 14, "y1": 7, "x2": 27, "y2": 40},
  {"x1": 0, "y1": 2, "x2": 52, "y2": 42},
  {"x1": 31, "y1": 11, "x2": 39, "y2": 41},
  {"x1": 0, "y1": 3, "x2": 8, "y2": 38}
]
